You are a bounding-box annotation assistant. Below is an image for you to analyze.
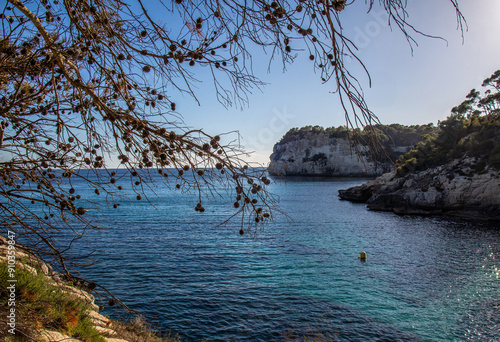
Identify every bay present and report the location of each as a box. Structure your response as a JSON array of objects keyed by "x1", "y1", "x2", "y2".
[{"x1": 61, "y1": 171, "x2": 500, "y2": 341}]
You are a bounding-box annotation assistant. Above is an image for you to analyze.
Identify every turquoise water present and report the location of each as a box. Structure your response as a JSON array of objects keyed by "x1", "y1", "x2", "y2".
[{"x1": 62, "y1": 172, "x2": 499, "y2": 341}]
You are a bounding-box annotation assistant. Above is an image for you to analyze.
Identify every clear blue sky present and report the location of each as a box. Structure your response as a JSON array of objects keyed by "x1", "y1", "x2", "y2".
[{"x1": 174, "y1": 0, "x2": 500, "y2": 164}]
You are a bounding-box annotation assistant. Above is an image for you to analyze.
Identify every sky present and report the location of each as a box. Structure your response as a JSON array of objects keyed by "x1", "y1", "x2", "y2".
[{"x1": 173, "y1": 0, "x2": 500, "y2": 165}]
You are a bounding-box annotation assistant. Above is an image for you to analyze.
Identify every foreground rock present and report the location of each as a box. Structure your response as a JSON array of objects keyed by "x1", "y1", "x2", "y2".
[
  {"x1": 0, "y1": 236, "x2": 170, "y2": 342},
  {"x1": 338, "y1": 158, "x2": 500, "y2": 220}
]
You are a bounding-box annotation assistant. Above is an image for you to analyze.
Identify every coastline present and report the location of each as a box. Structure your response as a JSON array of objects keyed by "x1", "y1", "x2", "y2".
[
  {"x1": 0, "y1": 235, "x2": 175, "y2": 342},
  {"x1": 338, "y1": 159, "x2": 500, "y2": 221}
]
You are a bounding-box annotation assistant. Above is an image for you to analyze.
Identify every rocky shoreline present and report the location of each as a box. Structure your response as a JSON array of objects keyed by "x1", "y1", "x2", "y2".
[
  {"x1": 0, "y1": 235, "x2": 168, "y2": 342},
  {"x1": 338, "y1": 158, "x2": 500, "y2": 221}
]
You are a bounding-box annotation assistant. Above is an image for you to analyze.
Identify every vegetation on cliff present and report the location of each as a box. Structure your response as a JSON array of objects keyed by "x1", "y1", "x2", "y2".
[
  {"x1": 338, "y1": 69, "x2": 500, "y2": 220},
  {"x1": 274, "y1": 123, "x2": 437, "y2": 164},
  {"x1": 278, "y1": 69, "x2": 500, "y2": 178},
  {"x1": 396, "y1": 70, "x2": 500, "y2": 177}
]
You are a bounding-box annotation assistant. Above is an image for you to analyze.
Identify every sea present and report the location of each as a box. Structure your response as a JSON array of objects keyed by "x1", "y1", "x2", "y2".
[{"x1": 45, "y1": 169, "x2": 500, "y2": 341}]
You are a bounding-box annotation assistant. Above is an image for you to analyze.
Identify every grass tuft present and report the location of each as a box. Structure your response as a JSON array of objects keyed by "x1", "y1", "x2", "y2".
[{"x1": 0, "y1": 260, "x2": 105, "y2": 342}]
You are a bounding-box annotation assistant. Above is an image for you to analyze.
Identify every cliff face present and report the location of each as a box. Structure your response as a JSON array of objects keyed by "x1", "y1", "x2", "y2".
[
  {"x1": 269, "y1": 131, "x2": 408, "y2": 177},
  {"x1": 338, "y1": 158, "x2": 500, "y2": 220}
]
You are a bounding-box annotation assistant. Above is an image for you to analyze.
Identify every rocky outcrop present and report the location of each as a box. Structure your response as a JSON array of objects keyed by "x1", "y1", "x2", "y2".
[
  {"x1": 269, "y1": 132, "x2": 405, "y2": 177},
  {"x1": 338, "y1": 158, "x2": 500, "y2": 220},
  {"x1": 0, "y1": 236, "x2": 158, "y2": 342}
]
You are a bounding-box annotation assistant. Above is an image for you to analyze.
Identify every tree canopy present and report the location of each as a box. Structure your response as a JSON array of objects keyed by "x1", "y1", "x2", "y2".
[
  {"x1": 396, "y1": 69, "x2": 500, "y2": 176},
  {"x1": 1, "y1": 0, "x2": 465, "y2": 286}
]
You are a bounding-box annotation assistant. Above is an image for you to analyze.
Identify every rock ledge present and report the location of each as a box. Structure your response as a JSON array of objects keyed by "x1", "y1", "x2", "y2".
[{"x1": 338, "y1": 158, "x2": 500, "y2": 220}]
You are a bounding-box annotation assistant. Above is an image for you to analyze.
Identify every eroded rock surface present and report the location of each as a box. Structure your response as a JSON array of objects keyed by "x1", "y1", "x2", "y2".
[
  {"x1": 339, "y1": 158, "x2": 500, "y2": 220},
  {"x1": 269, "y1": 132, "x2": 403, "y2": 176}
]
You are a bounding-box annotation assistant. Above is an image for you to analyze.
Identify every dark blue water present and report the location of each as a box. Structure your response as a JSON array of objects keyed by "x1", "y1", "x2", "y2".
[{"x1": 54, "y1": 171, "x2": 500, "y2": 341}]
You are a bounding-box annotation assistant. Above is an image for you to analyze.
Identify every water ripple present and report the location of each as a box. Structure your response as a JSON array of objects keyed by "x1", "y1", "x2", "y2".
[{"x1": 64, "y1": 175, "x2": 500, "y2": 341}]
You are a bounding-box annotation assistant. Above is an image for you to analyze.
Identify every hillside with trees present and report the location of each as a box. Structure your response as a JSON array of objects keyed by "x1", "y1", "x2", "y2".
[
  {"x1": 396, "y1": 70, "x2": 500, "y2": 177},
  {"x1": 339, "y1": 70, "x2": 500, "y2": 220}
]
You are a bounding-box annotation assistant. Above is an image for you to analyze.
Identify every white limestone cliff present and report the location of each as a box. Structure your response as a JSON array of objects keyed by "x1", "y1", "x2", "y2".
[{"x1": 269, "y1": 131, "x2": 407, "y2": 177}]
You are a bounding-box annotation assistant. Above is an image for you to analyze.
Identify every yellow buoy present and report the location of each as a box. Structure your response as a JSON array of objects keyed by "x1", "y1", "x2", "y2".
[{"x1": 359, "y1": 251, "x2": 367, "y2": 261}]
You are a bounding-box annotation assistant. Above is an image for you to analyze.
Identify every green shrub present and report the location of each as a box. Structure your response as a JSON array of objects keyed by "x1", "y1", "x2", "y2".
[{"x1": 0, "y1": 261, "x2": 105, "y2": 342}]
